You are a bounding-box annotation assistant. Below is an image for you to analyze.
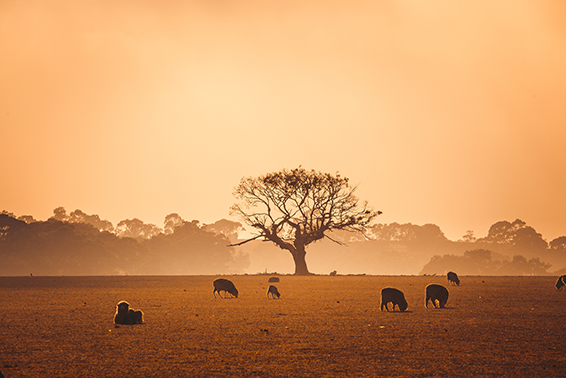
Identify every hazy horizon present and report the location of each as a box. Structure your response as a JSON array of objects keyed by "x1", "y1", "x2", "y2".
[
  {"x1": 2, "y1": 1, "x2": 566, "y2": 242},
  {"x1": 0, "y1": 207, "x2": 561, "y2": 244}
]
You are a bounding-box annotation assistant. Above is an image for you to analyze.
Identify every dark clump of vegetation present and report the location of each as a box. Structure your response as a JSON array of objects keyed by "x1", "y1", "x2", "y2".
[{"x1": 0, "y1": 210, "x2": 248, "y2": 276}]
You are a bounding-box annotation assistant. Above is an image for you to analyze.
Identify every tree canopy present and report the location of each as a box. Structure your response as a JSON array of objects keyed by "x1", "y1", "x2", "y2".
[
  {"x1": 477, "y1": 219, "x2": 548, "y2": 252},
  {"x1": 230, "y1": 167, "x2": 381, "y2": 275}
]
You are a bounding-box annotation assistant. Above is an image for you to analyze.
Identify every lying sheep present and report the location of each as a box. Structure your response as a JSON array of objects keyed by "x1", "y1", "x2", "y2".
[
  {"x1": 447, "y1": 271, "x2": 460, "y2": 286},
  {"x1": 114, "y1": 301, "x2": 143, "y2": 325},
  {"x1": 555, "y1": 275, "x2": 566, "y2": 290},
  {"x1": 267, "y1": 285, "x2": 281, "y2": 299},
  {"x1": 425, "y1": 284, "x2": 449, "y2": 308},
  {"x1": 380, "y1": 287, "x2": 408, "y2": 312},
  {"x1": 213, "y1": 278, "x2": 239, "y2": 298}
]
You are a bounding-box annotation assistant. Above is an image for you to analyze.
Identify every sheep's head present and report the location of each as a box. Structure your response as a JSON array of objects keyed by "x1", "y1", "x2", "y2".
[{"x1": 117, "y1": 301, "x2": 130, "y2": 314}]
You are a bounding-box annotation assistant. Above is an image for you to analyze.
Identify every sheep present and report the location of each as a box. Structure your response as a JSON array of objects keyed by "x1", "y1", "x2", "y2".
[
  {"x1": 425, "y1": 284, "x2": 449, "y2": 308},
  {"x1": 555, "y1": 275, "x2": 566, "y2": 290},
  {"x1": 268, "y1": 277, "x2": 280, "y2": 283},
  {"x1": 213, "y1": 278, "x2": 239, "y2": 298},
  {"x1": 267, "y1": 285, "x2": 281, "y2": 299},
  {"x1": 380, "y1": 287, "x2": 408, "y2": 312},
  {"x1": 114, "y1": 301, "x2": 143, "y2": 325},
  {"x1": 447, "y1": 271, "x2": 460, "y2": 286}
]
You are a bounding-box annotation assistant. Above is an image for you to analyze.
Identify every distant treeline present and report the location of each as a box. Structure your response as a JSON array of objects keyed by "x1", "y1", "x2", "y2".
[
  {"x1": 0, "y1": 209, "x2": 248, "y2": 276},
  {"x1": 243, "y1": 220, "x2": 566, "y2": 276},
  {"x1": 417, "y1": 219, "x2": 566, "y2": 276},
  {"x1": 2, "y1": 209, "x2": 565, "y2": 276}
]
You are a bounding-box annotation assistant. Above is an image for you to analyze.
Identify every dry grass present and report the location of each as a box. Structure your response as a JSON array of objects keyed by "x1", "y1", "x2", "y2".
[{"x1": 1, "y1": 275, "x2": 565, "y2": 377}]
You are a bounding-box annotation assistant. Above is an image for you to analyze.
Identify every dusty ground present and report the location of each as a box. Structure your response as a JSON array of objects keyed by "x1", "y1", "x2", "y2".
[{"x1": 0, "y1": 275, "x2": 565, "y2": 377}]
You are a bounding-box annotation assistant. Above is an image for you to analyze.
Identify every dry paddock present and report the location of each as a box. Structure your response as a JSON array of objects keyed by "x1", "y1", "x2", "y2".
[{"x1": 0, "y1": 275, "x2": 565, "y2": 377}]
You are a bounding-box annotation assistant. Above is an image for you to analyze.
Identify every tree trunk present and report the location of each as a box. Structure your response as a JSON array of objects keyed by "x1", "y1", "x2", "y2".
[{"x1": 291, "y1": 246, "x2": 311, "y2": 275}]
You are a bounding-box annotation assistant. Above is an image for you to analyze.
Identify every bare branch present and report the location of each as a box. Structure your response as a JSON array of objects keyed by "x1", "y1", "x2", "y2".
[
  {"x1": 228, "y1": 234, "x2": 264, "y2": 247},
  {"x1": 323, "y1": 233, "x2": 347, "y2": 246}
]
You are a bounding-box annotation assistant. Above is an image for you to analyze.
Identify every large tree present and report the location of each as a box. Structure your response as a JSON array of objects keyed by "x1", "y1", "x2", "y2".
[
  {"x1": 477, "y1": 219, "x2": 548, "y2": 254},
  {"x1": 230, "y1": 168, "x2": 381, "y2": 275}
]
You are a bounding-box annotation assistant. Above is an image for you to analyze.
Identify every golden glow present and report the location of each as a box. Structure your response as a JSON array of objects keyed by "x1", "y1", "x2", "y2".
[{"x1": 2, "y1": 1, "x2": 566, "y2": 241}]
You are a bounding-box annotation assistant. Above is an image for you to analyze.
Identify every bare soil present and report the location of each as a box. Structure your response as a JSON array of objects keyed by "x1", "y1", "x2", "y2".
[{"x1": 1, "y1": 275, "x2": 565, "y2": 377}]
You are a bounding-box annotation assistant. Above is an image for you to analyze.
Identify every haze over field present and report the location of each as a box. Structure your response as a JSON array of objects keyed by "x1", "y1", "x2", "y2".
[
  {"x1": 2, "y1": 1, "x2": 566, "y2": 242},
  {"x1": 2, "y1": 209, "x2": 566, "y2": 276}
]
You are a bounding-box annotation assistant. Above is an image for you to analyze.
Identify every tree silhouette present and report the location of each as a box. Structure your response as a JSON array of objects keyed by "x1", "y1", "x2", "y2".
[
  {"x1": 115, "y1": 218, "x2": 162, "y2": 240},
  {"x1": 48, "y1": 207, "x2": 113, "y2": 232},
  {"x1": 369, "y1": 222, "x2": 447, "y2": 244},
  {"x1": 51, "y1": 206, "x2": 67, "y2": 221},
  {"x1": 550, "y1": 236, "x2": 566, "y2": 252},
  {"x1": 460, "y1": 230, "x2": 477, "y2": 243},
  {"x1": 164, "y1": 213, "x2": 185, "y2": 235},
  {"x1": 67, "y1": 209, "x2": 114, "y2": 232},
  {"x1": 477, "y1": 219, "x2": 548, "y2": 254},
  {"x1": 230, "y1": 167, "x2": 381, "y2": 275},
  {"x1": 497, "y1": 255, "x2": 551, "y2": 275}
]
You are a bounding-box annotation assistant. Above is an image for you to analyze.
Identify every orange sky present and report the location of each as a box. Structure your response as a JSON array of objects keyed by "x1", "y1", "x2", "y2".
[{"x1": 2, "y1": 1, "x2": 566, "y2": 241}]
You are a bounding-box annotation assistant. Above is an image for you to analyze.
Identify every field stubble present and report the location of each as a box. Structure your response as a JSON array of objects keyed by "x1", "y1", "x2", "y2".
[{"x1": 0, "y1": 275, "x2": 565, "y2": 377}]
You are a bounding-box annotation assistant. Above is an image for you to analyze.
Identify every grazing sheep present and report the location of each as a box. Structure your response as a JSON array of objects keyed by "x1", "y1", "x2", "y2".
[
  {"x1": 114, "y1": 301, "x2": 143, "y2": 325},
  {"x1": 425, "y1": 284, "x2": 449, "y2": 308},
  {"x1": 213, "y1": 278, "x2": 239, "y2": 298},
  {"x1": 555, "y1": 275, "x2": 566, "y2": 290},
  {"x1": 267, "y1": 285, "x2": 281, "y2": 299},
  {"x1": 447, "y1": 271, "x2": 460, "y2": 286},
  {"x1": 380, "y1": 287, "x2": 408, "y2": 312},
  {"x1": 268, "y1": 276, "x2": 280, "y2": 283}
]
